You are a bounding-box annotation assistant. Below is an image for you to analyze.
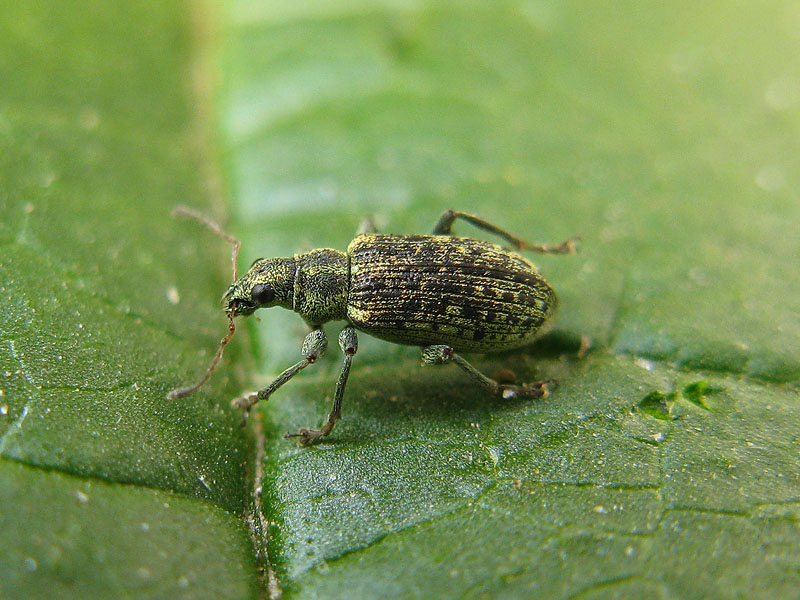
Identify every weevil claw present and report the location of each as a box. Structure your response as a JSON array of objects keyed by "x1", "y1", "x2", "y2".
[
  {"x1": 285, "y1": 428, "x2": 325, "y2": 445},
  {"x1": 496, "y1": 378, "x2": 558, "y2": 400}
]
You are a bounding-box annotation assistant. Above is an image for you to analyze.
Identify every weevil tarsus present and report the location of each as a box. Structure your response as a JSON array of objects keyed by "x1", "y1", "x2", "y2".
[{"x1": 432, "y1": 209, "x2": 579, "y2": 254}]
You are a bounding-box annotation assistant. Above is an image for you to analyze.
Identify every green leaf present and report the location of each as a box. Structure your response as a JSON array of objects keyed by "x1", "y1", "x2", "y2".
[
  {"x1": 221, "y1": 1, "x2": 800, "y2": 598},
  {"x1": 3, "y1": 1, "x2": 800, "y2": 599},
  {"x1": 1, "y1": 2, "x2": 257, "y2": 598},
  {"x1": 0, "y1": 460, "x2": 256, "y2": 598}
]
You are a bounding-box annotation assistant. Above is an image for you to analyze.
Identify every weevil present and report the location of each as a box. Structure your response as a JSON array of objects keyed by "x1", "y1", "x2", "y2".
[{"x1": 170, "y1": 209, "x2": 577, "y2": 444}]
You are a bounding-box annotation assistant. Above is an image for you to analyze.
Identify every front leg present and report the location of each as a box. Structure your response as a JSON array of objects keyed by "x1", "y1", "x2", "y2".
[
  {"x1": 232, "y1": 329, "x2": 328, "y2": 424},
  {"x1": 286, "y1": 326, "x2": 358, "y2": 445}
]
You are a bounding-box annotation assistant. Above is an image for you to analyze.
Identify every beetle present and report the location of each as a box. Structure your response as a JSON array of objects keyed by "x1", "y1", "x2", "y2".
[{"x1": 170, "y1": 209, "x2": 577, "y2": 444}]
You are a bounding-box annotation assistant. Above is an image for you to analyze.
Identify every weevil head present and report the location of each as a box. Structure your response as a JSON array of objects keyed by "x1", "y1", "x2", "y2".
[{"x1": 224, "y1": 257, "x2": 295, "y2": 317}]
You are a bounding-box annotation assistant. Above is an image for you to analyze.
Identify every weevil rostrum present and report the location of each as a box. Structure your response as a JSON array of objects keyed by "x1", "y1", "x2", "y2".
[{"x1": 170, "y1": 209, "x2": 577, "y2": 444}]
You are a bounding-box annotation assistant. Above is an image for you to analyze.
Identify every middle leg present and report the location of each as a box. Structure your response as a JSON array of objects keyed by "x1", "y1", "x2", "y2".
[{"x1": 421, "y1": 345, "x2": 556, "y2": 399}]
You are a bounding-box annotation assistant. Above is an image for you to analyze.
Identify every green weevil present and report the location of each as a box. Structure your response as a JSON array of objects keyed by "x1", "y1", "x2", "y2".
[{"x1": 170, "y1": 209, "x2": 577, "y2": 444}]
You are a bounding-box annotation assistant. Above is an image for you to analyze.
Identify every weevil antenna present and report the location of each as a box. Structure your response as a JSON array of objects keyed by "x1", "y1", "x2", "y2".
[
  {"x1": 172, "y1": 205, "x2": 241, "y2": 281},
  {"x1": 169, "y1": 206, "x2": 241, "y2": 399},
  {"x1": 168, "y1": 313, "x2": 236, "y2": 399}
]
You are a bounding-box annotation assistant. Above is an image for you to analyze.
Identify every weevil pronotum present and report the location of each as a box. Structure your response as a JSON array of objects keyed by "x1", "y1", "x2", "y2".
[{"x1": 170, "y1": 208, "x2": 577, "y2": 444}]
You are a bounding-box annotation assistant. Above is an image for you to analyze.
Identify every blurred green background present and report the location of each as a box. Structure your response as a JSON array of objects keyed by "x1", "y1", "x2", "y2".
[{"x1": 1, "y1": 1, "x2": 799, "y2": 598}]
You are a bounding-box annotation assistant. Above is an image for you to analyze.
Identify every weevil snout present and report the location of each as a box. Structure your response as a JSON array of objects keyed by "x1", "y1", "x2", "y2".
[
  {"x1": 222, "y1": 256, "x2": 296, "y2": 317},
  {"x1": 223, "y1": 287, "x2": 255, "y2": 317}
]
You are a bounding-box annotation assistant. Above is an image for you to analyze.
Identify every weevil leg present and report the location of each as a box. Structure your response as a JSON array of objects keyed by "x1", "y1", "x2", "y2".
[
  {"x1": 356, "y1": 216, "x2": 378, "y2": 235},
  {"x1": 432, "y1": 209, "x2": 578, "y2": 254},
  {"x1": 232, "y1": 329, "x2": 328, "y2": 425},
  {"x1": 421, "y1": 345, "x2": 557, "y2": 400},
  {"x1": 287, "y1": 326, "x2": 358, "y2": 445}
]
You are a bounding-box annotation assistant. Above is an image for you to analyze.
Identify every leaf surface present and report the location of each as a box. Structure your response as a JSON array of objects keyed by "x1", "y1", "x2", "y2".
[
  {"x1": 220, "y1": 1, "x2": 800, "y2": 597},
  {"x1": 2, "y1": 1, "x2": 799, "y2": 599}
]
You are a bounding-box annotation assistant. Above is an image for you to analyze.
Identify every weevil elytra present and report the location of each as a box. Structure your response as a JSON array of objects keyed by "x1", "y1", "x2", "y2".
[{"x1": 170, "y1": 209, "x2": 577, "y2": 444}]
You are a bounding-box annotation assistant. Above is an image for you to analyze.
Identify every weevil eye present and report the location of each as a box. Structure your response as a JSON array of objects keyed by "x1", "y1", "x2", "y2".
[{"x1": 251, "y1": 283, "x2": 275, "y2": 305}]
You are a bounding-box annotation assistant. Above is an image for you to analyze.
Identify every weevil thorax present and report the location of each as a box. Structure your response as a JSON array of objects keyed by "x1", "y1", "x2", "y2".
[
  {"x1": 292, "y1": 248, "x2": 349, "y2": 326},
  {"x1": 224, "y1": 257, "x2": 296, "y2": 317}
]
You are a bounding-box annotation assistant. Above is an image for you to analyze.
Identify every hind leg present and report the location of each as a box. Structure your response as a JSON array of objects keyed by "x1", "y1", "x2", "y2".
[{"x1": 432, "y1": 209, "x2": 578, "y2": 254}]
